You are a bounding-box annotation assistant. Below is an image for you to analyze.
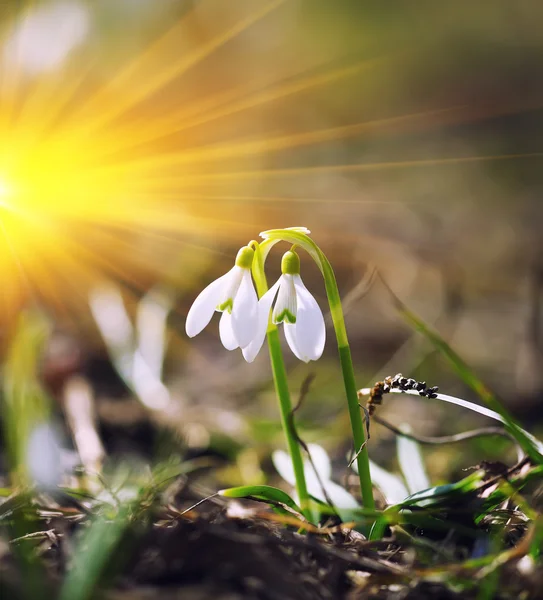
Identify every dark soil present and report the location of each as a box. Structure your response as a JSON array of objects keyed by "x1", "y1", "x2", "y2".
[{"x1": 2, "y1": 478, "x2": 542, "y2": 600}]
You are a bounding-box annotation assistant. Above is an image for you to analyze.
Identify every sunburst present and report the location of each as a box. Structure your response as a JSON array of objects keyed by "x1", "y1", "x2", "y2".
[{"x1": 0, "y1": 0, "x2": 540, "y2": 337}]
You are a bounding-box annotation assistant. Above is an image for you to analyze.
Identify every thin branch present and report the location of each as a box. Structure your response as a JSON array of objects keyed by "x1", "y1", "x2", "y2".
[
  {"x1": 348, "y1": 406, "x2": 371, "y2": 467},
  {"x1": 373, "y1": 415, "x2": 516, "y2": 446},
  {"x1": 176, "y1": 493, "x2": 220, "y2": 516}
]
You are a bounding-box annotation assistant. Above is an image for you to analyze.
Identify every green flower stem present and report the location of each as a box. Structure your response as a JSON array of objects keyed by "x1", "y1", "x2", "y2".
[
  {"x1": 259, "y1": 230, "x2": 375, "y2": 512},
  {"x1": 321, "y1": 258, "x2": 375, "y2": 512},
  {"x1": 250, "y1": 242, "x2": 311, "y2": 521},
  {"x1": 267, "y1": 327, "x2": 311, "y2": 518}
]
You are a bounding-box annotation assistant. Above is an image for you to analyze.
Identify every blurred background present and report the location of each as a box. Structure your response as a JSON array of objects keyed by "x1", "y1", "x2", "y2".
[{"x1": 0, "y1": 0, "x2": 542, "y2": 490}]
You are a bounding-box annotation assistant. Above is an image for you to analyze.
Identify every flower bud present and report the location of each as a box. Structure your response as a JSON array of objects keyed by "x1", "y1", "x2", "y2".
[
  {"x1": 281, "y1": 250, "x2": 300, "y2": 275},
  {"x1": 234, "y1": 245, "x2": 254, "y2": 269}
]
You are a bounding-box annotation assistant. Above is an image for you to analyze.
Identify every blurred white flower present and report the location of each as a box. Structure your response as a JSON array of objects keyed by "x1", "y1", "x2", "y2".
[
  {"x1": 3, "y1": 1, "x2": 91, "y2": 76},
  {"x1": 26, "y1": 422, "x2": 77, "y2": 489},
  {"x1": 27, "y1": 423, "x2": 62, "y2": 488},
  {"x1": 273, "y1": 443, "x2": 359, "y2": 522},
  {"x1": 186, "y1": 246, "x2": 258, "y2": 351},
  {"x1": 243, "y1": 250, "x2": 325, "y2": 363}
]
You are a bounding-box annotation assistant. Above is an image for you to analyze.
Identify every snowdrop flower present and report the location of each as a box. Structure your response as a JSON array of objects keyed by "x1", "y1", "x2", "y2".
[
  {"x1": 243, "y1": 250, "x2": 325, "y2": 363},
  {"x1": 185, "y1": 246, "x2": 258, "y2": 350}
]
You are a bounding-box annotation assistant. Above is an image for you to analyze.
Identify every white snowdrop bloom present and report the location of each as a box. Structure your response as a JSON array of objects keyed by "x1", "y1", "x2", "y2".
[
  {"x1": 243, "y1": 250, "x2": 325, "y2": 363},
  {"x1": 185, "y1": 246, "x2": 258, "y2": 350}
]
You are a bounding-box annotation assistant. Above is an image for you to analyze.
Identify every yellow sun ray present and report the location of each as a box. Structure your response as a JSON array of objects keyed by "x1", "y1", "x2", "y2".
[
  {"x1": 129, "y1": 152, "x2": 543, "y2": 187},
  {"x1": 86, "y1": 105, "x2": 463, "y2": 174},
  {"x1": 71, "y1": 0, "x2": 287, "y2": 132},
  {"x1": 48, "y1": 53, "x2": 389, "y2": 167},
  {"x1": 94, "y1": 56, "x2": 388, "y2": 158},
  {"x1": 0, "y1": 0, "x2": 541, "y2": 334}
]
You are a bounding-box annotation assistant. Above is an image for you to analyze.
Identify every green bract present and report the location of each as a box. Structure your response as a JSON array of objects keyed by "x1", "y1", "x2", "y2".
[
  {"x1": 281, "y1": 250, "x2": 300, "y2": 275},
  {"x1": 234, "y1": 245, "x2": 254, "y2": 269}
]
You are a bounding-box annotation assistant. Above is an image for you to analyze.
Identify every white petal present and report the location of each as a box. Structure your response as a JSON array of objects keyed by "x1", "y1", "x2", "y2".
[
  {"x1": 292, "y1": 275, "x2": 325, "y2": 361},
  {"x1": 216, "y1": 265, "x2": 243, "y2": 311},
  {"x1": 284, "y1": 322, "x2": 307, "y2": 362},
  {"x1": 272, "y1": 274, "x2": 297, "y2": 324},
  {"x1": 185, "y1": 273, "x2": 228, "y2": 337},
  {"x1": 242, "y1": 278, "x2": 281, "y2": 363},
  {"x1": 322, "y1": 481, "x2": 360, "y2": 510},
  {"x1": 307, "y1": 443, "x2": 332, "y2": 480},
  {"x1": 396, "y1": 424, "x2": 430, "y2": 494},
  {"x1": 27, "y1": 423, "x2": 63, "y2": 489},
  {"x1": 219, "y1": 311, "x2": 238, "y2": 350},
  {"x1": 231, "y1": 270, "x2": 258, "y2": 348},
  {"x1": 305, "y1": 476, "x2": 360, "y2": 510},
  {"x1": 271, "y1": 449, "x2": 296, "y2": 487},
  {"x1": 274, "y1": 444, "x2": 360, "y2": 513},
  {"x1": 368, "y1": 460, "x2": 409, "y2": 505}
]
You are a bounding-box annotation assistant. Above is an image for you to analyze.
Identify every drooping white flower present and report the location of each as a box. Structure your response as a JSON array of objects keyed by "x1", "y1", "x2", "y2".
[
  {"x1": 185, "y1": 246, "x2": 258, "y2": 350},
  {"x1": 243, "y1": 250, "x2": 325, "y2": 363}
]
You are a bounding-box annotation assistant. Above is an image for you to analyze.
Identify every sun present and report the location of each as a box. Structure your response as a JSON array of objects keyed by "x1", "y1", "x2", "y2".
[
  {"x1": 0, "y1": 109, "x2": 202, "y2": 331},
  {"x1": 0, "y1": 1, "x2": 303, "y2": 331},
  {"x1": 0, "y1": 176, "x2": 8, "y2": 197},
  {"x1": 0, "y1": 0, "x2": 539, "y2": 339},
  {"x1": 0, "y1": 175, "x2": 13, "y2": 207}
]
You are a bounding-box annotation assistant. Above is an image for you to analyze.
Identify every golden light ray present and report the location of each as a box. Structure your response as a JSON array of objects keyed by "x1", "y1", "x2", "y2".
[
  {"x1": 70, "y1": 0, "x2": 287, "y2": 132},
  {"x1": 241, "y1": 152, "x2": 543, "y2": 177},
  {"x1": 15, "y1": 67, "x2": 91, "y2": 136},
  {"x1": 90, "y1": 105, "x2": 464, "y2": 174},
  {"x1": 120, "y1": 152, "x2": 543, "y2": 191},
  {"x1": 152, "y1": 193, "x2": 415, "y2": 206},
  {"x1": 0, "y1": 0, "x2": 541, "y2": 333},
  {"x1": 123, "y1": 58, "x2": 389, "y2": 153},
  {"x1": 65, "y1": 96, "x2": 542, "y2": 187},
  {"x1": 76, "y1": 56, "x2": 386, "y2": 160}
]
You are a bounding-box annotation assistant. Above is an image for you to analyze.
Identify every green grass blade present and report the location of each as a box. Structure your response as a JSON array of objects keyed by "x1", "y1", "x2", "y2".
[
  {"x1": 58, "y1": 463, "x2": 166, "y2": 600},
  {"x1": 58, "y1": 505, "x2": 132, "y2": 600},
  {"x1": 399, "y1": 470, "x2": 484, "y2": 509},
  {"x1": 2, "y1": 312, "x2": 52, "y2": 485},
  {"x1": 385, "y1": 282, "x2": 543, "y2": 463},
  {"x1": 219, "y1": 485, "x2": 302, "y2": 513}
]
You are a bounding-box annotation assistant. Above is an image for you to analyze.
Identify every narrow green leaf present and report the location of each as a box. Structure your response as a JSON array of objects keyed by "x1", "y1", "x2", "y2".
[
  {"x1": 58, "y1": 506, "x2": 131, "y2": 600},
  {"x1": 399, "y1": 470, "x2": 484, "y2": 509},
  {"x1": 219, "y1": 485, "x2": 302, "y2": 513},
  {"x1": 2, "y1": 312, "x2": 53, "y2": 485},
  {"x1": 384, "y1": 282, "x2": 543, "y2": 463}
]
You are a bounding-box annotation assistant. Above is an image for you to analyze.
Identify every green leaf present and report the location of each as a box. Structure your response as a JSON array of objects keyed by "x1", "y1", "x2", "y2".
[
  {"x1": 384, "y1": 284, "x2": 543, "y2": 464},
  {"x1": 399, "y1": 470, "x2": 484, "y2": 509},
  {"x1": 58, "y1": 505, "x2": 132, "y2": 600},
  {"x1": 58, "y1": 464, "x2": 163, "y2": 600},
  {"x1": 0, "y1": 491, "x2": 30, "y2": 520},
  {"x1": 481, "y1": 464, "x2": 543, "y2": 510},
  {"x1": 218, "y1": 485, "x2": 302, "y2": 513},
  {"x1": 369, "y1": 472, "x2": 485, "y2": 540},
  {"x1": 1, "y1": 312, "x2": 53, "y2": 484}
]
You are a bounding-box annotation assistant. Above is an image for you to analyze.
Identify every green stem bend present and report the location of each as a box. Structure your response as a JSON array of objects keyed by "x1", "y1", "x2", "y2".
[
  {"x1": 259, "y1": 229, "x2": 375, "y2": 512},
  {"x1": 250, "y1": 241, "x2": 311, "y2": 520}
]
